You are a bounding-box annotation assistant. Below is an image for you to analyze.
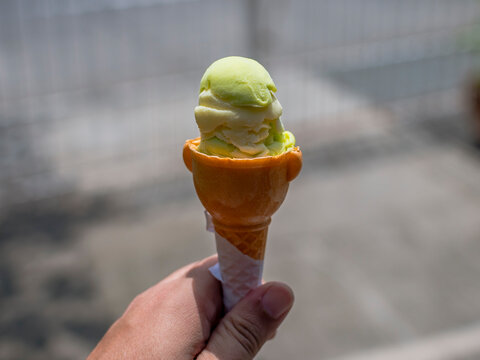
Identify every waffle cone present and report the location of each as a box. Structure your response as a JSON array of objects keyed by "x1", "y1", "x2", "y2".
[
  {"x1": 213, "y1": 220, "x2": 269, "y2": 260},
  {"x1": 184, "y1": 138, "x2": 302, "y2": 259}
]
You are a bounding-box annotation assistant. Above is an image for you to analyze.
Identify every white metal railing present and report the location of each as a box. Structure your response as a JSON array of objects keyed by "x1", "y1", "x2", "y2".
[{"x1": 0, "y1": 0, "x2": 477, "y2": 206}]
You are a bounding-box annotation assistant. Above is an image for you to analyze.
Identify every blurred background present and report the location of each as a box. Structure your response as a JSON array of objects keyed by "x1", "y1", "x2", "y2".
[{"x1": 1, "y1": 0, "x2": 480, "y2": 359}]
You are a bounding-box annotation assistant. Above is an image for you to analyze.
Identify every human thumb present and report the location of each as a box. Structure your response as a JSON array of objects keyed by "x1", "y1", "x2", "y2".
[{"x1": 197, "y1": 282, "x2": 294, "y2": 360}]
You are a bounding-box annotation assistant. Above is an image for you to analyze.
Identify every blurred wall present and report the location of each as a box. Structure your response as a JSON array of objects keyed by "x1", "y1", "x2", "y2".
[{"x1": 0, "y1": 0, "x2": 477, "y2": 208}]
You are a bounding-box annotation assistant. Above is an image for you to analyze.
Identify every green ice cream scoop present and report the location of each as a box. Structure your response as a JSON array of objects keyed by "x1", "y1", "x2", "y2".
[
  {"x1": 200, "y1": 56, "x2": 277, "y2": 107},
  {"x1": 195, "y1": 56, "x2": 295, "y2": 158}
]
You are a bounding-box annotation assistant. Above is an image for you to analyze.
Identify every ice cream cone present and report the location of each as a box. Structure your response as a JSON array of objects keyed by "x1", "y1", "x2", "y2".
[
  {"x1": 184, "y1": 137, "x2": 302, "y2": 308},
  {"x1": 183, "y1": 137, "x2": 301, "y2": 248}
]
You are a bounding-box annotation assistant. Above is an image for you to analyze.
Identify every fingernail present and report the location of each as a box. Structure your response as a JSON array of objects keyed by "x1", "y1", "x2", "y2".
[{"x1": 261, "y1": 283, "x2": 294, "y2": 319}]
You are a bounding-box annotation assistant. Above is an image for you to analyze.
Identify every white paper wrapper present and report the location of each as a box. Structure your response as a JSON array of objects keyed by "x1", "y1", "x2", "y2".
[{"x1": 205, "y1": 212, "x2": 263, "y2": 311}]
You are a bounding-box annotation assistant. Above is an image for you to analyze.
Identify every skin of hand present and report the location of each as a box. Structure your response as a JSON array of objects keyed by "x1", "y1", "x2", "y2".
[{"x1": 87, "y1": 255, "x2": 294, "y2": 360}]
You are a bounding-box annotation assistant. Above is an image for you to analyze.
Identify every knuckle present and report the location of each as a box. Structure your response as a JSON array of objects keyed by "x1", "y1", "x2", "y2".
[
  {"x1": 223, "y1": 315, "x2": 263, "y2": 357},
  {"x1": 131, "y1": 292, "x2": 147, "y2": 306},
  {"x1": 126, "y1": 291, "x2": 147, "y2": 312}
]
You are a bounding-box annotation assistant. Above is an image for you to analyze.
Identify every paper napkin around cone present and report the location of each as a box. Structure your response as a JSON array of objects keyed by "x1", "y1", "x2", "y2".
[{"x1": 205, "y1": 211, "x2": 263, "y2": 310}]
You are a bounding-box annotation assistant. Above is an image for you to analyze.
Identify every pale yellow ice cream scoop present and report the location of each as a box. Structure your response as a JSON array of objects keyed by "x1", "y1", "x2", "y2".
[{"x1": 194, "y1": 56, "x2": 295, "y2": 158}]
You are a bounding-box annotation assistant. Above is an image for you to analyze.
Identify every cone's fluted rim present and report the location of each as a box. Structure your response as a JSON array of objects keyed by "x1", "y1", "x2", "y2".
[{"x1": 184, "y1": 137, "x2": 301, "y2": 169}]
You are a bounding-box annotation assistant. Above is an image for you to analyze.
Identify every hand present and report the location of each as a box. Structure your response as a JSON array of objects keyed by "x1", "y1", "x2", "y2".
[{"x1": 88, "y1": 255, "x2": 294, "y2": 360}]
